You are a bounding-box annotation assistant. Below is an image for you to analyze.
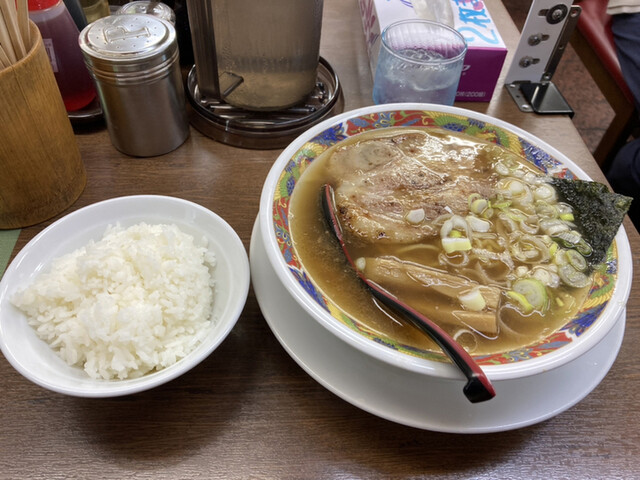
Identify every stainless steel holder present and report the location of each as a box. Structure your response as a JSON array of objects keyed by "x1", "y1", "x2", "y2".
[
  {"x1": 505, "y1": 0, "x2": 581, "y2": 117},
  {"x1": 186, "y1": 56, "x2": 343, "y2": 149}
]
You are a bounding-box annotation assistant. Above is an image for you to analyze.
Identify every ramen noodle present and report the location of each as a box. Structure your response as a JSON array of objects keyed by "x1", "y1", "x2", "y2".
[{"x1": 289, "y1": 128, "x2": 598, "y2": 356}]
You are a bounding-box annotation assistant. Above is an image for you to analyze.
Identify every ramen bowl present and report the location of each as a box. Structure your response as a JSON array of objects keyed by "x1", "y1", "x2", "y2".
[{"x1": 258, "y1": 104, "x2": 632, "y2": 393}]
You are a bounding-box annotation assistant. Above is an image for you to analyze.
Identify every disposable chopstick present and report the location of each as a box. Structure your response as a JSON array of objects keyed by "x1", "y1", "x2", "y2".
[
  {"x1": 16, "y1": 0, "x2": 29, "y2": 50},
  {"x1": 0, "y1": 42, "x2": 11, "y2": 68},
  {"x1": 0, "y1": 0, "x2": 25, "y2": 59},
  {"x1": 0, "y1": 13, "x2": 17, "y2": 64}
]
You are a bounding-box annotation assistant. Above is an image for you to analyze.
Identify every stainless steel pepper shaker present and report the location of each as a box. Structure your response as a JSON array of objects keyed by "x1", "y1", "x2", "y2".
[{"x1": 79, "y1": 14, "x2": 189, "y2": 157}]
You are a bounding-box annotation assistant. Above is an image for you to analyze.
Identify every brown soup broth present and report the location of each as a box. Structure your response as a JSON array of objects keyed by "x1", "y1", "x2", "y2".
[{"x1": 289, "y1": 127, "x2": 591, "y2": 356}]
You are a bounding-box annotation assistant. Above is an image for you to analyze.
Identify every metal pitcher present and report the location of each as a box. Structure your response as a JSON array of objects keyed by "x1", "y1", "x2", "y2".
[{"x1": 187, "y1": 0, "x2": 324, "y2": 111}]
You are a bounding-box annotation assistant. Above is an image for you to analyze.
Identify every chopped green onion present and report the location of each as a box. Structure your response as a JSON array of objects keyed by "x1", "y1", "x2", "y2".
[
  {"x1": 512, "y1": 277, "x2": 549, "y2": 312},
  {"x1": 535, "y1": 201, "x2": 558, "y2": 219},
  {"x1": 554, "y1": 248, "x2": 569, "y2": 266},
  {"x1": 494, "y1": 161, "x2": 510, "y2": 176},
  {"x1": 575, "y1": 238, "x2": 593, "y2": 256},
  {"x1": 540, "y1": 218, "x2": 570, "y2": 236},
  {"x1": 519, "y1": 216, "x2": 540, "y2": 235},
  {"x1": 459, "y1": 288, "x2": 486, "y2": 311},
  {"x1": 504, "y1": 178, "x2": 525, "y2": 195},
  {"x1": 505, "y1": 208, "x2": 528, "y2": 222},
  {"x1": 553, "y1": 230, "x2": 583, "y2": 248},
  {"x1": 466, "y1": 215, "x2": 491, "y2": 232},
  {"x1": 442, "y1": 237, "x2": 472, "y2": 253},
  {"x1": 506, "y1": 291, "x2": 534, "y2": 314},
  {"x1": 565, "y1": 249, "x2": 587, "y2": 271},
  {"x1": 491, "y1": 198, "x2": 512, "y2": 210},
  {"x1": 531, "y1": 267, "x2": 559, "y2": 288},
  {"x1": 481, "y1": 207, "x2": 495, "y2": 219},
  {"x1": 534, "y1": 184, "x2": 557, "y2": 202},
  {"x1": 440, "y1": 215, "x2": 469, "y2": 237},
  {"x1": 511, "y1": 234, "x2": 551, "y2": 263},
  {"x1": 556, "y1": 203, "x2": 573, "y2": 216},
  {"x1": 558, "y1": 264, "x2": 591, "y2": 288},
  {"x1": 497, "y1": 178, "x2": 534, "y2": 206},
  {"x1": 470, "y1": 198, "x2": 489, "y2": 215},
  {"x1": 468, "y1": 193, "x2": 482, "y2": 207}
]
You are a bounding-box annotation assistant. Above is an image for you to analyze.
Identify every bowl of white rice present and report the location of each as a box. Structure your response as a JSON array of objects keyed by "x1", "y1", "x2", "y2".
[{"x1": 0, "y1": 195, "x2": 250, "y2": 397}]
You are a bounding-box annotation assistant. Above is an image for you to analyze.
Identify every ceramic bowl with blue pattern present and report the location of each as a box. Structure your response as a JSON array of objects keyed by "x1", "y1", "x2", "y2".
[{"x1": 258, "y1": 104, "x2": 632, "y2": 383}]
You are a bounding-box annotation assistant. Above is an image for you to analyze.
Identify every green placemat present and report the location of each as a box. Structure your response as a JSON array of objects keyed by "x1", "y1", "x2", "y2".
[{"x1": 0, "y1": 230, "x2": 20, "y2": 278}]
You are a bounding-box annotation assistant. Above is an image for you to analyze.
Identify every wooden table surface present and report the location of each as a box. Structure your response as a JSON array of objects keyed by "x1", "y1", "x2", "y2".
[{"x1": 2, "y1": 1, "x2": 639, "y2": 478}]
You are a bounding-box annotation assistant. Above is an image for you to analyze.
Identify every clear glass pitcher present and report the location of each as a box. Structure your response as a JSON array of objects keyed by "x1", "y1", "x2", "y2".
[{"x1": 187, "y1": 0, "x2": 324, "y2": 111}]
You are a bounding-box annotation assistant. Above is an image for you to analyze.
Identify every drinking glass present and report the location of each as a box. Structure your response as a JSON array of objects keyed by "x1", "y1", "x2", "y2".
[{"x1": 372, "y1": 19, "x2": 467, "y2": 106}]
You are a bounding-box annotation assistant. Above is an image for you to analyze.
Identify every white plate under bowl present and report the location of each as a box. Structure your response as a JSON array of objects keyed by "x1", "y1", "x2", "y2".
[
  {"x1": 251, "y1": 220, "x2": 625, "y2": 433},
  {"x1": 0, "y1": 195, "x2": 250, "y2": 397}
]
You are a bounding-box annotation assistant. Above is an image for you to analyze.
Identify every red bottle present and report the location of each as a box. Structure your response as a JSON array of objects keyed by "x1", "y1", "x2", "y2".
[{"x1": 28, "y1": 0, "x2": 96, "y2": 111}]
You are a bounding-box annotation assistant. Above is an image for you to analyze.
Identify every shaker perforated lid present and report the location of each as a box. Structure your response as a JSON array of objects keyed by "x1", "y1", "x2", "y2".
[
  {"x1": 79, "y1": 14, "x2": 177, "y2": 73},
  {"x1": 116, "y1": 1, "x2": 176, "y2": 25}
]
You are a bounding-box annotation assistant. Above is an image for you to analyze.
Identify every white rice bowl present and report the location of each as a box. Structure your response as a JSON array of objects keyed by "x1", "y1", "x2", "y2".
[{"x1": 0, "y1": 195, "x2": 250, "y2": 397}]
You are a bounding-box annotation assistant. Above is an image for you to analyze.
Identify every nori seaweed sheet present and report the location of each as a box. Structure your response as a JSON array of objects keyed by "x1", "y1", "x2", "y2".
[{"x1": 548, "y1": 178, "x2": 632, "y2": 266}]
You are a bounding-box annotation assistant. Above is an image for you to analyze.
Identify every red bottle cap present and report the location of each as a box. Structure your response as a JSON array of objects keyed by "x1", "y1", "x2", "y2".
[{"x1": 28, "y1": 0, "x2": 59, "y2": 11}]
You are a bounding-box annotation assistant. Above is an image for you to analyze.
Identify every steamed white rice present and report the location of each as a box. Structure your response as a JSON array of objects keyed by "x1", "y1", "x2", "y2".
[{"x1": 11, "y1": 222, "x2": 216, "y2": 380}]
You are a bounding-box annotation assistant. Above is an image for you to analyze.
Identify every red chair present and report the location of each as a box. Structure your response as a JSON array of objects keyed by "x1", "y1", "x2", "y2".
[{"x1": 570, "y1": 0, "x2": 639, "y2": 169}]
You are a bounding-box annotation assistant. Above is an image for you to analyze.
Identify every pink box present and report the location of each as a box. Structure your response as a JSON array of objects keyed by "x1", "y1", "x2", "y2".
[{"x1": 358, "y1": 0, "x2": 507, "y2": 102}]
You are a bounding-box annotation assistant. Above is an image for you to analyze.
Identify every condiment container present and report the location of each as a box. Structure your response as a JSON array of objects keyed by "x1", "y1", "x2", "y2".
[
  {"x1": 78, "y1": 0, "x2": 109, "y2": 23},
  {"x1": 116, "y1": 1, "x2": 176, "y2": 24},
  {"x1": 117, "y1": 1, "x2": 193, "y2": 67},
  {"x1": 79, "y1": 14, "x2": 189, "y2": 157},
  {"x1": 28, "y1": 0, "x2": 97, "y2": 111}
]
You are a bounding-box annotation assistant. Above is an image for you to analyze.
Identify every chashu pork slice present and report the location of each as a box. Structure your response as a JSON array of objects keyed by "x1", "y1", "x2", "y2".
[{"x1": 330, "y1": 131, "x2": 498, "y2": 243}]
